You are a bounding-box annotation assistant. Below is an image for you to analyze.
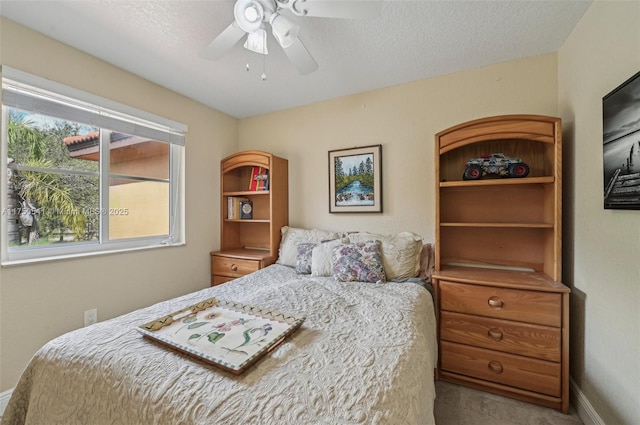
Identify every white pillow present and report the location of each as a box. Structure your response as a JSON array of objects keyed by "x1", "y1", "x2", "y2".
[
  {"x1": 311, "y1": 239, "x2": 345, "y2": 277},
  {"x1": 347, "y1": 231, "x2": 423, "y2": 280},
  {"x1": 276, "y1": 226, "x2": 342, "y2": 267}
]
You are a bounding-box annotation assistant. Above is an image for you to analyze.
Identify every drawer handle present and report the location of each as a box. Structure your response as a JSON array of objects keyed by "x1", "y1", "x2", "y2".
[
  {"x1": 488, "y1": 361, "x2": 504, "y2": 374},
  {"x1": 487, "y1": 328, "x2": 503, "y2": 341},
  {"x1": 230, "y1": 264, "x2": 238, "y2": 272},
  {"x1": 487, "y1": 296, "x2": 503, "y2": 308}
]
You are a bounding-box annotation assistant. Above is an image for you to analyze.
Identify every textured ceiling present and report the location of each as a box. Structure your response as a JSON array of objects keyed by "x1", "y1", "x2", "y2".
[{"x1": 0, "y1": 0, "x2": 592, "y2": 119}]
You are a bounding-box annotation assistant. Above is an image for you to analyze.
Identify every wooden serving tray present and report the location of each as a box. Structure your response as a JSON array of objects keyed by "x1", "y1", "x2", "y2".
[{"x1": 137, "y1": 297, "x2": 305, "y2": 375}]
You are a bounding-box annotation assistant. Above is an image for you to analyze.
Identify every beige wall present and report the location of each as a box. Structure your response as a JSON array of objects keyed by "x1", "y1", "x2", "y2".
[
  {"x1": 239, "y1": 54, "x2": 559, "y2": 239},
  {"x1": 0, "y1": 17, "x2": 239, "y2": 391},
  {"x1": 558, "y1": 1, "x2": 640, "y2": 424}
]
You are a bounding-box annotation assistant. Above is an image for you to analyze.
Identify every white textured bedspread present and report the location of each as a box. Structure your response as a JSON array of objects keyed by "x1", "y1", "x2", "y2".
[{"x1": 3, "y1": 265, "x2": 437, "y2": 425}]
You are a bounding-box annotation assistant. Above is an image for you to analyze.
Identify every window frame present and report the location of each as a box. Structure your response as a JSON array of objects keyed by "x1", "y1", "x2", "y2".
[{"x1": 1, "y1": 67, "x2": 187, "y2": 265}]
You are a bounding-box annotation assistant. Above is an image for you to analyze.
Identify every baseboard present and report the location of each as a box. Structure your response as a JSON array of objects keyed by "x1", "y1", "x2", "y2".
[
  {"x1": 0, "y1": 389, "x2": 13, "y2": 416},
  {"x1": 570, "y1": 377, "x2": 605, "y2": 425}
]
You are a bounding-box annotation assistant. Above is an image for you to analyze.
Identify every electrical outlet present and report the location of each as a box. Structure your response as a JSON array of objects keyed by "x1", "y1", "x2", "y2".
[{"x1": 84, "y1": 308, "x2": 98, "y2": 327}]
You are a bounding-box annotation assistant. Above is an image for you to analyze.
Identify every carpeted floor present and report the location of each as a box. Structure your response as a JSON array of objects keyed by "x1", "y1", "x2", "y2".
[{"x1": 434, "y1": 381, "x2": 584, "y2": 425}]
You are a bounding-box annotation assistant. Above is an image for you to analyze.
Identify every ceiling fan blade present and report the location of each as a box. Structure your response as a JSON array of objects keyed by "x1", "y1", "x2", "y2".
[
  {"x1": 283, "y1": 0, "x2": 382, "y2": 19},
  {"x1": 282, "y1": 37, "x2": 318, "y2": 75},
  {"x1": 199, "y1": 22, "x2": 246, "y2": 61}
]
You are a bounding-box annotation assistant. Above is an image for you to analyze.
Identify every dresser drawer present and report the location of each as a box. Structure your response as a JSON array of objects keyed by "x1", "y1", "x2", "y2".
[
  {"x1": 440, "y1": 341, "x2": 561, "y2": 397},
  {"x1": 211, "y1": 256, "x2": 260, "y2": 278},
  {"x1": 211, "y1": 275, "x2": 235, "y2": 286},
  {"x1": 440, "y1": 311, "x2": 561, "y2": 362},
  {"x1": 439, "y1": 281, "x2": 561, "y2": 327}
]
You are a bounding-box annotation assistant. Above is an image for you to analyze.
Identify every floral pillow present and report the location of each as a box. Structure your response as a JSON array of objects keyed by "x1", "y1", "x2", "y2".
[
  {"x1": 331, "y1": 240, "x2": 386, "y2": 283},
  {"x1": 347, "y1": 231, "x2": 423, "y2": 280},
  {"x1": 295, "y1": 242, "x2": 318, "y2": 274}
]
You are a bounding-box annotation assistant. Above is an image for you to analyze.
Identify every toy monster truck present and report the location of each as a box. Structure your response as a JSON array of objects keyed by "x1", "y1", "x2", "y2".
[{"x1": 463, "y1": 153, "x2": 530, "y2": 180}]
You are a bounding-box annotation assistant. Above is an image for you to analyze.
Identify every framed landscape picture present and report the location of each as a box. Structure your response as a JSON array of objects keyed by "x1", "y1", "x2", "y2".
[
  {"x1": 329, "y1": 145, "x2": 382, "y2": 213},
  {"x1": 603, "y1": 70, "x2": 640, "y2": 209}
]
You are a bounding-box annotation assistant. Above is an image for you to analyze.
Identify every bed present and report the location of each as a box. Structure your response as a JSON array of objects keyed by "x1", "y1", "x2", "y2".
[{"x1": 2, "y1": 230, "x2": 437, "y2": 425}]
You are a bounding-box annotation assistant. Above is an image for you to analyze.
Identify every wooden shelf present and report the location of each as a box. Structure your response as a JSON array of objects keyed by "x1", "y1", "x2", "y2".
[
  {"x1": 213, "y1": 151, "x2": 288, "y2": 286},
  {"x1": 223, "y1": 190, "x2": 270, "y2": 197},
  {"x1": 440, "y1": 222, "x2": 554, "y2": 228},
  {"x1": 433, "y1": 115, "x2": 569, "y2": 414},
  {"x1": 213, "y1": 248, "x2": 272, "y2": 261},
  {"x1": 440, "y1": 176, "x2": 555, "y2": 187},
  {"x1": 433, "y1": 265, "x2": 569, "y2": 292}
]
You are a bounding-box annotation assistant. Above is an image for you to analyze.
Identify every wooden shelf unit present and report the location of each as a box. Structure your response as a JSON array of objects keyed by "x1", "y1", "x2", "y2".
[
  {"x1": 211, "y1": 151, "x2": 288, "y2": 286},
  {"x1": 432, "y1": 115, "x2": 570, "y2": 413}
]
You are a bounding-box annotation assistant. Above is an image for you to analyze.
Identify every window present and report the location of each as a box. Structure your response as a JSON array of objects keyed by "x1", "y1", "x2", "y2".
[{"x1": 1, "y1": 67, "x2": 186, "y2": 264}]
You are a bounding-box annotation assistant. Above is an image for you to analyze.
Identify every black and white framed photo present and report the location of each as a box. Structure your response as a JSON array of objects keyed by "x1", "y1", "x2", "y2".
[
  {"x1": 329, "y1": 145, "x2": 382, "y2": 213},
  {"x1": 603, "y1": 70, "x2": 640, "y2": 209}
]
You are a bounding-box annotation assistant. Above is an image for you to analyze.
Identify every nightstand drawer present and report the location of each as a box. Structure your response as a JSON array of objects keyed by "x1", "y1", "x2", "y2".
[
  {"x1": 211, "y1": 275, "x2": 235, "y2": 286},
  {"x1": 440, "y1": 341, "x2": 561, "y2": 397},
  {"x1": 440, "y1": 311, "x2": 561, "y2": 362},
  {"x1": 211, "y1": 256, "x2": 260, "y2": 278},
  {"x1": 440, "y1": 281, "x2": 561, "y2": 327}
]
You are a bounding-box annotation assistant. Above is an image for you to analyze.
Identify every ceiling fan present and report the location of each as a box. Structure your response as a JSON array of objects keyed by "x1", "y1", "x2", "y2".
[{"x1": 199, "y1": 0, "x2": 382, "y2": 75}]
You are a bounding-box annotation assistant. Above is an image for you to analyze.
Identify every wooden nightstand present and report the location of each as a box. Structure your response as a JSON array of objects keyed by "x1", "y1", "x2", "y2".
[{"x1": 210, "y1": 249, "x2": 272, "y2": 286}]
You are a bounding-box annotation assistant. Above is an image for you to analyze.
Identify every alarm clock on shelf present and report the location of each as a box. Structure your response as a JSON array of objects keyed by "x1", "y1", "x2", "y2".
[{"x1": 240, "y1": 200, "x2": 253, "y2": 219}]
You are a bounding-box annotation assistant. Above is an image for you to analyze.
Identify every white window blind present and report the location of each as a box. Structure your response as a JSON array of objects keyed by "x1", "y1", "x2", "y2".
[
  {"x1": 1, "y1": 67, "x2": 187, "y2": 265},
  {"x1": 1, "y1": 66, "x2": 186, "y2": 146}
]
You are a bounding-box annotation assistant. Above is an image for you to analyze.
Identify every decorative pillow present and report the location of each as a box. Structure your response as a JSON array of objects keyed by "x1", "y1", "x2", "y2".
[
  {"x1": 295, "y1": 242, "x2": 317, "y2": 274},
  {"x1": 347, "y1": 232, "x2": 423, "y2": 280},
  {"x1": 331, "y1": 240, "x2": 386, "y2": 283},
  {"x1": 276, "y1": 226, "x2": 342, "y2": 267},
  {"x1": 311, "y1": 239, "x2": 345, "y2": 277}
]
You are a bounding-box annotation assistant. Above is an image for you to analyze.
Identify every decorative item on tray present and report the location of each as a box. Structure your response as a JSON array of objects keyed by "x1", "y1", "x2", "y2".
[
  {"x1": 462, "y1": 153, "x2": 530, "y2": 180},
  {"x1": 249, "y1": 166, "x2": 269, "y2": 191},
  {"x1": 137, "y1": 297, "x2": 305, "y2": 374}
]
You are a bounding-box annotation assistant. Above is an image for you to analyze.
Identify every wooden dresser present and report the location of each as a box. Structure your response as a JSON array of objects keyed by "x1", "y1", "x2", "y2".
[
  {"x1": 434, "y1": 268, "x2": 569, "y2": 412},
  {"x1": 433, "y1": 115, "x2": 570, "y2": 413}
]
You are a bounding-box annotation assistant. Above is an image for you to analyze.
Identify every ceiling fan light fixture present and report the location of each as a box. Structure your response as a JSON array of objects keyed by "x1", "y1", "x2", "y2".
[
  {"x1": 244, "y1": 28, "x2": 269, "y2": 54},
  {"x1": 244, "y1": 5, "x2": 260, "y2": 21},
  {"x1": 270, "y1": 13, "x2": 299, "y2": 48},
  {"x1": 234, "y1": 0, "x2": 265, "y2": 33}
]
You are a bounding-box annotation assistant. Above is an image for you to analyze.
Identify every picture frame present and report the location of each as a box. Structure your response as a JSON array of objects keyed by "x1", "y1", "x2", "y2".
[
  {"x1": 603, "y1": 70, "x2": 640, "y2": 210},
  {"x1": 329, "y1": 144, "x2": 382, "y2": 213}
]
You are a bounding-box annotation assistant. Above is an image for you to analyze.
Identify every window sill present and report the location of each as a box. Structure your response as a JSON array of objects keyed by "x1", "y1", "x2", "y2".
[{"x1": 1, "y1": 241, "x2": 186, "y2": 267}]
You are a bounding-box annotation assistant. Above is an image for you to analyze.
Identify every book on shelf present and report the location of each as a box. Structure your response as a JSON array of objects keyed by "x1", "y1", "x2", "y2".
[
  {"x1": 227, "y1": 196, "x2": 248, "y2": 219},
  {"x1": 249, "y1": 166, "x2": 269, "y2": 191}
]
